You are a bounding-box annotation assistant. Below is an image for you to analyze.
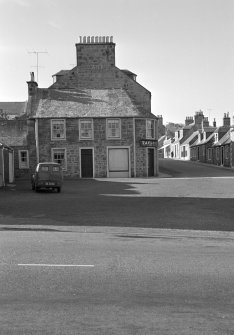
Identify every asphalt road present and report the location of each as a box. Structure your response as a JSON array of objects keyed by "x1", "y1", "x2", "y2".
[
  {"x1": 0, "y1": 159, "x2": 234, "y2": 334},
  {"x1": 0, "y1": 228, "x2": 234, "y2": 335}
]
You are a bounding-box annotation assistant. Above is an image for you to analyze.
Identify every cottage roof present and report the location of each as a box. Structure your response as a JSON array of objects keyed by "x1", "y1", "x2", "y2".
[
  {"x1": 0, "y1": 142, "x2": 13, "y2": 151},
  {"x1": 30, "y1": 88, "x2": 155, "y2": 119},
  {"x1": 0, "y1": 102, "x2": 27, "y2": 119},
  {"x1": 52, "y1": 70, "x2": 70, "y2": 77},
  {"x1": 183, "y1": 122, "x2": 195, "y2": 130},
  {"x1": 213, "y1": 131, "x2": 230, "y2": 146},
  {"x1": 180, "y1": 131, "x2": 199, "y2": 145}
]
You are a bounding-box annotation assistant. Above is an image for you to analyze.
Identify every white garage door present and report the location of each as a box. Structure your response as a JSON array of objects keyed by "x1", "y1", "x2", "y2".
[{"x1": 108, "y1": 148, "x2": 130, "y2": 178}]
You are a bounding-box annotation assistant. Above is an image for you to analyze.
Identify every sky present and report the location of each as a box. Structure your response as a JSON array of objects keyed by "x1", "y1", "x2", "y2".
[{"x1": 1, "y1": 0, "x2": 234, "y2": 125}]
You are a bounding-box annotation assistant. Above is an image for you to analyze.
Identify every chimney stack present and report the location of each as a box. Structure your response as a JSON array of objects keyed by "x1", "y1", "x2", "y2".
[
  {"x1": 76, "y1": 35, "x2": 115, "y2": 68},
  {"x1": 203, "y1": 117, "x2": 209, "y2": 127},
  {"x1": 223, "y1": 112, "x2": 230, "y2": 127},
  {"x1": 213, "y1": 118, "x2": 216, "y2": 127},
  {"x1": 185, "y1": 116, "x2": 194, "y2": 126},
  {"x1": 27, "y1": 72, "x2": 38, "y2": 96}
]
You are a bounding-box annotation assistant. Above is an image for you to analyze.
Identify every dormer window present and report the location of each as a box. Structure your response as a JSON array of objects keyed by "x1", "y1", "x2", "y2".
[{"x1": 214, "y1": 133, "x2": 218, "y2": 142}]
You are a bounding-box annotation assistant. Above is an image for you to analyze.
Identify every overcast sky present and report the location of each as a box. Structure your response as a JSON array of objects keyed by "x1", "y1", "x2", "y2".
[{"x1": 1, "y1": 0, "x2": 234, "y2": 125}]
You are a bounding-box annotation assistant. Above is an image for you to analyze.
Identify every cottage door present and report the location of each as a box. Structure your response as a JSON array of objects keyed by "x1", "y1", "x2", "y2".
[
  {"x1": 148, "y1": 148, "x2": 154, "y2": 177},
  {"x1": 81, "y1": 149, "x2": 93, "y2": 178},
  {"x1": 221, "y1": 147, "x2": 224, "y2": 165}
]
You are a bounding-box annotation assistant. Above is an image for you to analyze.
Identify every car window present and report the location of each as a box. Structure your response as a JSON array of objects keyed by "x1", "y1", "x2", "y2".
[
  {"x1": 40, "y1": 166, "x2": 49, "y2": 172},
  {"x1": 52, "y1": 166, "x2": 60, "y2": 172}
]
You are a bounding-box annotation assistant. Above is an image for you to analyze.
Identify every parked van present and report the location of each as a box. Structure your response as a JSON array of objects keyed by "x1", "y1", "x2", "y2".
[{"x1": 31, "y1": 162, "x2": 63, "y2": 192}]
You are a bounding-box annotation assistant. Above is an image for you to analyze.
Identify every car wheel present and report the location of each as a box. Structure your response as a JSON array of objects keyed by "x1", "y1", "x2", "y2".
[
  {"x1": 57, "y1": 187, "x2": 61, "y2": 193},
  {"x1": 35, "y1": 187, "x2": 40, "y2": 192}
]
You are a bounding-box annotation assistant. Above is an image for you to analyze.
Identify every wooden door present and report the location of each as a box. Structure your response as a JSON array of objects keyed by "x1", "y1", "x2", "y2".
[{"x1": 81, "y1": 149, "x2": 93, "y2": 178}]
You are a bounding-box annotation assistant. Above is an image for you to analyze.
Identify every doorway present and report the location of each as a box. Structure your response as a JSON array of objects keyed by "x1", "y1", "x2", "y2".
[
  {"x1": 80, "y1": 149, "x2": 93, "y2": 178},
  {"x1": 108, "y1": 148, "x2": 130, "y2": 177},
  {"x1": 221, "y1": 147, "x2": 224, "y2": 165},
  {"x1": 148, "y1": 148, "x2": 154, "y2": 177}
]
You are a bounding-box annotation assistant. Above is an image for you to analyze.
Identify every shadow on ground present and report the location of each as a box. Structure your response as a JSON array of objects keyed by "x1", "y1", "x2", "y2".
[{"x1": 1, "y1": 179, "x2": 234, "y2": 231}]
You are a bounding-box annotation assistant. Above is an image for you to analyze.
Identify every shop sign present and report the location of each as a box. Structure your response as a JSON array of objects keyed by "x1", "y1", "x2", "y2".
[{"x1": 140, "y1": 139, "x2": 158, "y2": 147}]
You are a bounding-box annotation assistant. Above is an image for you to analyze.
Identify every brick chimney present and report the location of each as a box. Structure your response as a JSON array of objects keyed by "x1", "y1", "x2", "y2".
[
  {"x1": 194, "y1": 110, "x2": 204, "y2": 129},
  {"x1": 223, "y1": 112, "x2": 230, "y2": 127},
  {"x1": 213, "y1": 118, "x2": 216, "y2": 127},
  {"x1": 185, "y1": 116, "x2": 194, "y2": 126},
  {"x1": 76, "y1": 36, "x2": 115, "y2": 68},
  {"x1": 203, "y1": 117, "x2": 209, "y2": 127},
  {"x1": 27, "y1": 72, "x2": 38, "y2": 96}
]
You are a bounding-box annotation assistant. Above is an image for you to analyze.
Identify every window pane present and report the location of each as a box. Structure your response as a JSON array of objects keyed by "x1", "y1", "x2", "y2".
[
  {"x1": 146, "y1": 120, "x2": 154, "y2": 139},
  {"x1": 41, "y1": 166, "x2": 49, "y2": 171},
  {"x1": 107, "y1": 119, "x2": 120, "y2": 138},
  {"x1": 80, "y1": 121, "x2": 93, "y2": 139},
  {"x1": 19, "y1": 151, "x2": 29, "y2": 169},
  {"x1": 52, "y1": 120, "x2": 65, "y2": 139},
  {"x1": 52, "y1": 149, "x2": 66, "y2": 169}
]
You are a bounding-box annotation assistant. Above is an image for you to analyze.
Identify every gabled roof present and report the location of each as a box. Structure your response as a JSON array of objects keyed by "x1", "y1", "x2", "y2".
[
  {"x1": 30, "y1": 88, "x2": 155, "y2": 119},
  {"x1": 180, "y1": 131, "x2": 199, "y2": 145},
  {"x1": 213, "y1": 130, "x2": 230, "y2": 146}
]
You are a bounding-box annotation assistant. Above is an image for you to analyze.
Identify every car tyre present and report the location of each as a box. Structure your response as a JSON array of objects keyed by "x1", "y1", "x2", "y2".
[{"x1": 57, "y1": 187, "x2": 61, "y2": 193}]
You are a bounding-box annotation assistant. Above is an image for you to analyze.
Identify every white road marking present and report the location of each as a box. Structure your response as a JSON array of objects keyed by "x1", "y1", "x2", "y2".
[{"x1": 18, "y1": 264, "x2": 94, "y2": 267}]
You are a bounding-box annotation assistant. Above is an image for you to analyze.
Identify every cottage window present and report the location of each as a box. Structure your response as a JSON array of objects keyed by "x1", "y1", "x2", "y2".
[
  {"x1": 19, "y1": 150, "x2": 29, "y2": 169},
  {"x1": 52, "y1": 148, "x2": 67, "y2": 170},
  {"x1": 51, "y1": 119, "x2": 66, "y2": 140},
  {"x1": 146, "y1": 120, "x2": 155, "y2": 139},
  {"x1": 79, "y1": 120, "x2": 93, "y2": 140},
  {"x1": 107, "y1": 119, "x2": 121, "y2": 139}
]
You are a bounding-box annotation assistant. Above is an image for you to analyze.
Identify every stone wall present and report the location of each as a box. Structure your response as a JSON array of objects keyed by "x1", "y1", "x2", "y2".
[{"x1": 28, "y1": 117, "x2": 153, "y2": 178}]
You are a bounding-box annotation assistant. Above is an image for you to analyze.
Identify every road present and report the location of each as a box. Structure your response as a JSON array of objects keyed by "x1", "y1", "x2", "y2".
[{"x1": 0, "y1": 159, "x2": 234, "y2": 334}]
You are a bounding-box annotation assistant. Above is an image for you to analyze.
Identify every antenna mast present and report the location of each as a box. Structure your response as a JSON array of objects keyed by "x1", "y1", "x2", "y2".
[{"x1": 28, "y1": 50, "x2": 48, "y2": 83}]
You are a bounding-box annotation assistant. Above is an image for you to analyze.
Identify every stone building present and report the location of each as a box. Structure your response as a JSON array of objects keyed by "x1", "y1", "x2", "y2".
[{"x1": 25, "y1": 36, "x2": 158, "y2": 178}]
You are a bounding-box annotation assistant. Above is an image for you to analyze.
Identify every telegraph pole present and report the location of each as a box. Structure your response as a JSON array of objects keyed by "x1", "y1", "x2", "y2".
[{"x1": 28, "y1": 50, "x2": 48, "y2": 83}]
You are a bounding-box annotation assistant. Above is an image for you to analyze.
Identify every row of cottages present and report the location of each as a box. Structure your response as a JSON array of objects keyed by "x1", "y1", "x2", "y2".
[
  {"x1": 160, "y1": 111, "x2": 211, "y2": 159},
  {"x1": 190, "y1": 113, "x2": 234, "y2": 167},
  {"x1": 160, "y1": 110, "x2": 234, "y2": 168},
  {"x1": 1, "y1": 37, "x2": 159, "y2": 180}
]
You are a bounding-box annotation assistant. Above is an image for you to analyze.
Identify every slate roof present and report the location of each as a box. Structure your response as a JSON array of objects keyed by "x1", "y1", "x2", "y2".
[
  {"x1": 213, "y1": 131, "x2": 230, "y2": 146},
  {"x1": 183, "y1": 122, "x2": 195, "y2": 130},
  {"x1": 31, "y1": 88, "x2": 155, "y2": 119},
  {"x1": 180, "y1": 131, "x2": 199, "y2": 145},
  {"x1": 52, "y1": 70, "x2": 70, "y2": 77},
  {"x1": 0, "y1": 102, "x2": 27, "y2": 119}
]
